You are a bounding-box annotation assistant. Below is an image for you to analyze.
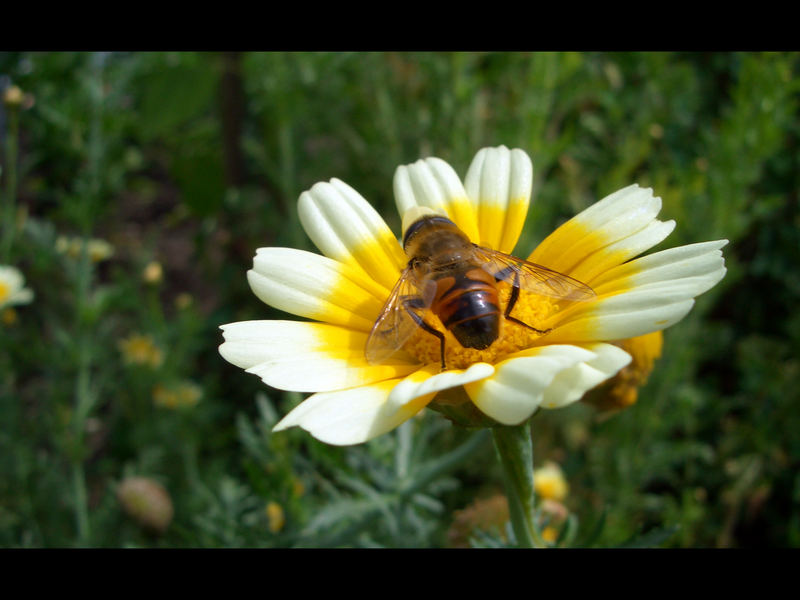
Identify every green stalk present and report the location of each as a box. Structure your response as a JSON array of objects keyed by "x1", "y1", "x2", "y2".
[
  {"x1": 492, "y1": 422, "x2": 545, "y2": 548},
  {"x1": 70, "y1": 52, "x2": 106, "y2": 546},
  {"x1": 2, "y1": 103, "x2": 19, "y2": 262},
  {"x1": 71, "y1": 237, "x2": 93, "y2": 546}
]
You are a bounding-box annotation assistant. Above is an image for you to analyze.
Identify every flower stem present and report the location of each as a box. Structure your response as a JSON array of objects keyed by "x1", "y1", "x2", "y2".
[
  {"x1": 2, "y1": 103, "x2": 19, "y2": 262},
  {"x1": 492, "y1": 422, "x2": 544, "y2": 548}
]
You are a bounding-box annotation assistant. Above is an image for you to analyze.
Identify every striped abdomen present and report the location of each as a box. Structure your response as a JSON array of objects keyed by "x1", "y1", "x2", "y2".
[{"x1": 432, "y1": 267, "x2": 501, "y2": 350}]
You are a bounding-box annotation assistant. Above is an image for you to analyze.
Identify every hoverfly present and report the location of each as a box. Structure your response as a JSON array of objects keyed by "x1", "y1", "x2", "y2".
[{"x1": 365, "y1": 209, "x2": 596, "y2": 370}]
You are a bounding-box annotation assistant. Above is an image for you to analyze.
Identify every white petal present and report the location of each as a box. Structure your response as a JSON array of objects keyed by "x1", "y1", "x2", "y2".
[
  {"x1": 298, "y1": 178, "x2": 406, "y2": 291},
  {"x1": 271, "y1": 358, "x2": 497, "y2": 445},
  {"x1": 218, "y1": 320, "x2": 417, "y2": 392},
  {"x1": 578, "y1": 219, "x2": 676, "y2": 284},
  {"x1": 387, "y1": 362, "x2": 494, "y2": 410},
  {"x1": 547, "y1": 286, "x2": 698, "y2": 342},
  {"x1": 539, "y1": 343, "x2": 631, "y2": 409},
  {"x1": 464, "y1": 345, "x2": 597, "y2": 425},
  {"x1": 545, "y1": 240, "x2": 728, "y2": 343},
  {"x1": 530, "y1": 184, "x2": 664, "y2": 277},
  {"x1": 0, "y1": 265, "x2": 23, "y2": 289},
  {"x1": 592, "y1": 240, "x2": 729, "y2": 292},
  {"x1": 9, "y1": 288, "x2": 34, "y2": 305},
  {"x1": 464, "y1": 146, "x2": 533, "y2": 253},
  {"x1": 248, "y1": 247, "x2": 386, "y2": 331},
  {"x1": 274, "y1": 366, "x2": 438, "y2": 445},
  {"x1": 394, "y1": 157, "x2": 480, "y2": 242}
]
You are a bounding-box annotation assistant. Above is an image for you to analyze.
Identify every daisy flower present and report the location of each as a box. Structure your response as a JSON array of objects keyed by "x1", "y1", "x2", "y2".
[
  {"x1": 219, "y1": 146, "x2": 727, "y2": 446},
  {"x1": 0, "y1": 265, "x2": 34, "y2": 311}
]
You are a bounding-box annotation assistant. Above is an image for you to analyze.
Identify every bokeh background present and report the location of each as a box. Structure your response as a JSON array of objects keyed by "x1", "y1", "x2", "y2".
[{"x1": 1, "y1": 51, "x2": 797, "y2": 548}]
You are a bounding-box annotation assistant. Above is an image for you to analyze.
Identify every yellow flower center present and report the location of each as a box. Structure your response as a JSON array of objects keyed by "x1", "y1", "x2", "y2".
[
  {"x1": 0, "y1": 281, "x2": 9, "y2": 303},
  {"x1": 402, "y1": 282, "x2": 561, "y2": 370}
]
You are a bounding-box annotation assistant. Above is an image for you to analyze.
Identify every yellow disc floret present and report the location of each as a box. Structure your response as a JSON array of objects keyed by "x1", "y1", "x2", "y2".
[{"x1": 403, "y1": 281, "x2": 561, "y2": 370}]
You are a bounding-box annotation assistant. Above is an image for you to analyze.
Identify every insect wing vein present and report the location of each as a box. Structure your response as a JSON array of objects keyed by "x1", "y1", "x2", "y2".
[
  {"x1": 471, "y1": 246, "x2": 595, "y2": 301},
  {"x1": 365, "y1": 267, "x2": 424, "y2": 364}
]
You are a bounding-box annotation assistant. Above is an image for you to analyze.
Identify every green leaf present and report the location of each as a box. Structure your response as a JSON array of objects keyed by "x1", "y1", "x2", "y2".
[{"x1": 619, "y1": 525, "x2": 680, "y2": 548}]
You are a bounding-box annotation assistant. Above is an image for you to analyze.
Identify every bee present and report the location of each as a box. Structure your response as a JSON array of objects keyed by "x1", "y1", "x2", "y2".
[{"x1": 365, "y1": 209, "x2": 596, "y2": 370}]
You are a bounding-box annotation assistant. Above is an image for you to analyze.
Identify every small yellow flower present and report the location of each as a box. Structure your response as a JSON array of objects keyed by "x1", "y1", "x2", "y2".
[
  {"x1": 143, "y1": 261, "x2": 163, "y2": 284},
  {"x1": 3, "y1": 85, "x2": 24, "y2": 107},
  {"x1": 541, "y1": 526, "x2": 559, "y2": 543},
  {"x1": 219, "y1": 146, "x2": 727, "y2": 445},
  {"x1": 266, "y1": 501, "x2": 285, "y2": 533},
  {"x1": 117, "y1": 477, "x2": 174, "y2": 534},
  {"x1": 153, "y1": 381, "x2": 202, "y2": 409},
  {"x1": 175, "y1": 293, "x2": 193, "y2": 310},
  {"x1": 88, "y1": 239, "x2": 114, "y2": 263},
  {"x1": 119, "y1": 334, "x2": 164, "y2": 368},
  {"x1": 582, "y1": 331, "x2": 663, "y2": 411},
  {"x1": 56, "y1": 235, "x2": 114, "y2": 263},
  {"x1": 0, "y1": 265, "x2": 34, "y2": 310},
  {"x1": 534, "y1": 462, "x2": 569, "y2": 502}
]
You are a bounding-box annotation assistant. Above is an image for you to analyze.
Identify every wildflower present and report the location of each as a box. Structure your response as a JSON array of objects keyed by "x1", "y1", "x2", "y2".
[
  {"x1": 220, "y1": 146, "x2": 727, "y2": 445},
  {"x1": 0, "y1": 265, "x2": 34, "y2": 310},
  {"x1": 175, "y1": 293, "x2": 193, "y2": 310},
  {"x1": 153, "y1": 380, "x2": 202, "y2": 409},
  {"x1": 3, "y1": 85, "x2": 24, "y2": 107},
  {"x1": 533, "y1": 462, "x2": 569, "y2": 502},
  {"x1": 87, "y1": 239, "x2": 114, "y2": 262},
  {"x1": 142, "y1": 261, "x2": 163, "y2": 284},
  {"x1": 582, "y1": 331, "x2": 663, "y2": 411},
  {"x1": 265, "y1": 501, "x2": 285, "y2": 533},
  {"x1": 55, "y1": 235, "x2": 114, "y2": 263},
  {"x1": 541, "y1": 526, "x2": 559, "y2": 543},
  {"x1": 119, "y1": 333, "x2": 164, "y2": 368},
  {"x1": 116, "y1": 476, "x2": 174, "y2": 534},
  {"x1": 3, "y1": 85, "x2": 33, "y2": 110}
]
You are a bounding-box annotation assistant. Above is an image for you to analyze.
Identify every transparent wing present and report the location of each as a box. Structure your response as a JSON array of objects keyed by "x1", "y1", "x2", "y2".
[
  {"x1": 365, "y1": 266, "x2": 432, "y2": 365},
  {"x1": 471, "y1": 245, "x2": 596, "y2": 301}
]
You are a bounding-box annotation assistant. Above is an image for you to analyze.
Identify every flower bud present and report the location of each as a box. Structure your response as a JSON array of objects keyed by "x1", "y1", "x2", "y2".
[
  {"x1": 266, "y1": 502, "x2": 285, "y2": 533},
  {"x1": 117, "y1": 477, "x2": 174, "y2": 534},
  {"x1": 142, "y1": 261, "x2": 163, "y2": 284},
  {"x1": 3, "y1": 85, "x2": 23, "y2": 107}
]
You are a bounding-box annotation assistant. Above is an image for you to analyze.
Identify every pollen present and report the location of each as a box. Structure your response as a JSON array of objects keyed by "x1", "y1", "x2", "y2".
[{"x1": 402, "y1": 282, "x2": 561, "y2": 370}]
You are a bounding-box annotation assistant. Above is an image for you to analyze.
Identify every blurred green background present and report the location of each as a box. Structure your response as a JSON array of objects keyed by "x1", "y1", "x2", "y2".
[{"x1": 0, "y1": 52, "x2": 797, "y2": 547}]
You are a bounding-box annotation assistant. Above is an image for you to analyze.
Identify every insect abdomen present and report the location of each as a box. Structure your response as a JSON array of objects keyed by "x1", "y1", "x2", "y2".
[{"x1": 434, "y1": 268, "x2": 501, "y2": 350}]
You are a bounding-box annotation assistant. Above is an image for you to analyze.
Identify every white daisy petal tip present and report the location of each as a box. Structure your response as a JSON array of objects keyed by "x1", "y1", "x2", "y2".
[
  {"x1": 393, "y1": 156, "x2": 466, "y2": 213},
  {"x1": 270, "y1": 379, "x2": 427, "y2": 446},
  {"x1": 387, "y1": 361, "x2": 495, "y2": 412},
  {"x1": 465, "y1": 345, "x2": 598, "y2": 426},
  {"x1": 539, "y1": 343, "x2": 632, "y2": 410}
]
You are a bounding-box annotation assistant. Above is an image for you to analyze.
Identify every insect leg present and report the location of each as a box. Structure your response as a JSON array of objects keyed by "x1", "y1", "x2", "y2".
[
  {"x1": 499, "y1": 266, "x2": 552, "y2": 336},
  {"x1": 402, "y1": 297, "x2": 447, "y2": 370}
]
